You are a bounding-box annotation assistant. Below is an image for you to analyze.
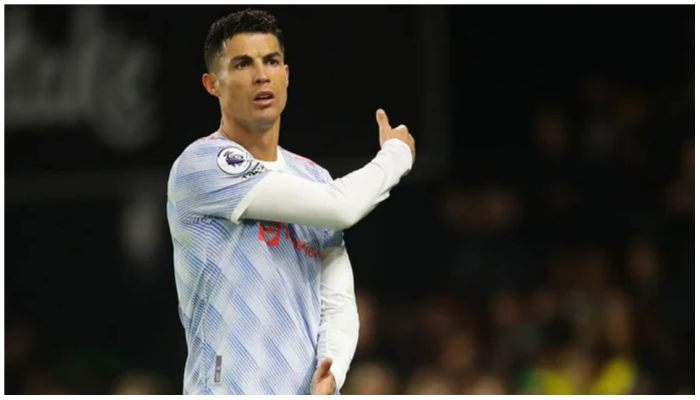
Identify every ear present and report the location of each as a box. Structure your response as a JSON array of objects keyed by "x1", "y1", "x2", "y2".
[
  {"x1": 202, "y1": 73, "x2": 220, "y2": 97},
  {"x1": 285, "y1": 64, "x2": 290, "y2": 88}
]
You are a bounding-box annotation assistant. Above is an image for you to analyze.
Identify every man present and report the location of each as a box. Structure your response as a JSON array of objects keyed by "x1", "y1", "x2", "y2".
[{"x1": 166, "y1": 9, "x2": 415, "y2": 395}]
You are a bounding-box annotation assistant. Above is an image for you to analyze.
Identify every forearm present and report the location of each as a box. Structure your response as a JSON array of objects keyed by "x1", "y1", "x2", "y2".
[
  {"x1": 238, "y1": 139, "x2": 412, "y2": 230},
  {"x1": 316, "y1": 246, "x2": 359, "y2": 391}
]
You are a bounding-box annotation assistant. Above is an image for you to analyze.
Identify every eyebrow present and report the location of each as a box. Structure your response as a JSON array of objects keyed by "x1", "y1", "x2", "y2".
[{"x1": 229, "y1": 51, "x2": 283, "y2": 65}]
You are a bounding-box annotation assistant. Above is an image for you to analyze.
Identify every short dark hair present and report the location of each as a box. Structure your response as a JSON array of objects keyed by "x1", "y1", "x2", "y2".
[{"x1": 204, "y1": 9, "x2": 285, "y2": 73}]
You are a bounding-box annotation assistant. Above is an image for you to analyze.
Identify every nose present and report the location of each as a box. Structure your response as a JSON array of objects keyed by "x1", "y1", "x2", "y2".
[{"x1": 253, "y1": 62, "x2": 270, "y2": 85}]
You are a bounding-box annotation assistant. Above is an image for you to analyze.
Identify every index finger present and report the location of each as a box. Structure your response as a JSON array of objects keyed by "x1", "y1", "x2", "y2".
[{"x1": 376, "y1": 109, "x2": 392, "y2": 133}]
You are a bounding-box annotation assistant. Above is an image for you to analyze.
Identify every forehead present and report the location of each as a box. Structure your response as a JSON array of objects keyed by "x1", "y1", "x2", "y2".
[{"x1": 222, "y1": 33, "x2": 282, "y2": 58}]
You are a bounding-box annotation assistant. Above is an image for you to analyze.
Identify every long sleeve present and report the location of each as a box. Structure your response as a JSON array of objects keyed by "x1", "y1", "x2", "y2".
[
  {"x1": 316, "y1": 242, "x2": 359, "y2": 391},
  {"x1": 239, "y1": 139, "x2": 412, "y2": 230}
]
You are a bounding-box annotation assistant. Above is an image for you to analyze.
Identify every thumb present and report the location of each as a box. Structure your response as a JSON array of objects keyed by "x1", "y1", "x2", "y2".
[
  {"x1": 315, "y1": 357, "x2": 333, "y2": 380},
  {"x1": 376, "y1": 109, "x2": 391, "y2": 133}
]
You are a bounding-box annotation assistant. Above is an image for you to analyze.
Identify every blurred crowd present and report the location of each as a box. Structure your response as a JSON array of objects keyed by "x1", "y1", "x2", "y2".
[
  {"x1": 7, "y1": 72, "x2": 693, "y2": 395},
  {"x1": 343, "y1": 75, "x2": 695, "y2": 395}
]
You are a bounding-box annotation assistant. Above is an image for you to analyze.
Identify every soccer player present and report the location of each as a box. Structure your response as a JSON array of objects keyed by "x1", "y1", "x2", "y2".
[{"x1": 166, "y1": 9, "x2": 415, "y2": 395}]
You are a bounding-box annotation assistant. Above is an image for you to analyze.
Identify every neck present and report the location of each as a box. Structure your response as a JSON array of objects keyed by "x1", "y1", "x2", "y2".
[{"x1": 219, "y1": 115, "x2": 280, "y2": 161}]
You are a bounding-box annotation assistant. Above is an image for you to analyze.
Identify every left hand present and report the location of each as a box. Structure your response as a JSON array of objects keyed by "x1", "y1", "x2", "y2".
[{"x1": 311, "y1": 357, "x2": 337, "y2": 395}]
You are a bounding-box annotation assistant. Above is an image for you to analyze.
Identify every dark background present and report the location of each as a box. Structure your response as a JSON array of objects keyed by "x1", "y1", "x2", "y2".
[{"x1": 5, "y1": 5, "x2": 694, "y2": 395}]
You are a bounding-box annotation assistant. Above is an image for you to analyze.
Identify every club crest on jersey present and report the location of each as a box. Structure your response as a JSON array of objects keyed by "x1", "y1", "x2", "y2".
[{"x1": 217, "y1": 146, "x2": 254, "y2": 176}]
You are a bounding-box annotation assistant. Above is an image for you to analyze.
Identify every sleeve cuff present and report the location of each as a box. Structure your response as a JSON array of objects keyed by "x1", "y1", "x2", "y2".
[
  {"x1": 380, "y1": 138, "x2": 413, "y2": 174},
  {"x1": 330, "y1": 361, "x2": 348, "y2": 391}
]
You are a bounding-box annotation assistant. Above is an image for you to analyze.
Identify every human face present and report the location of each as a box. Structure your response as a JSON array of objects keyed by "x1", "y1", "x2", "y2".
[{"x1": 206, "y1": 33, "x2": 289, "y2": 130}]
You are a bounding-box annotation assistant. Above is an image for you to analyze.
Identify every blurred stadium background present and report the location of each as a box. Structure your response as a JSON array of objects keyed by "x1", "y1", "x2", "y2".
[{"x1": 4, "y1": 4, "x2": 695, "y2": 395}]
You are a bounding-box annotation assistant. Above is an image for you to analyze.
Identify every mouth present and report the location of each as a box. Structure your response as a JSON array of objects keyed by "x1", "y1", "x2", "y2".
[{"x1": 252, "y1": 91, "x2": 276, "y2": 107}]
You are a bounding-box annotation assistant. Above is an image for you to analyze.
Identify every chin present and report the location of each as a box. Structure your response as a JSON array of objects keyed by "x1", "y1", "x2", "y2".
[{"x1": 251, "y1": 109, "x2": 281, "y2": 127}]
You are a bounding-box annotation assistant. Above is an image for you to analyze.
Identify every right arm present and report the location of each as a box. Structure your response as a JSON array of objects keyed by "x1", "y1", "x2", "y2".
[{"x1": 240, "y1": 138, "x2": 411, "y2": 231}]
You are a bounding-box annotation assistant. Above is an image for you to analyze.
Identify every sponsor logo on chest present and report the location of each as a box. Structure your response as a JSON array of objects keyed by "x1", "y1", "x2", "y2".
[{"x1": 257, "y1": 221, "x2": 321, "y2": 259}]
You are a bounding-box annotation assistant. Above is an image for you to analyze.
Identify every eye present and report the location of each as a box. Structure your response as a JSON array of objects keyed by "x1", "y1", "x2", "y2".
[
  {"x1": 267, "y1": 59, "x2": 280, "y2": 66},
  {"x1": 235, "y1": 60, "x2": 249, "y2": 69}
]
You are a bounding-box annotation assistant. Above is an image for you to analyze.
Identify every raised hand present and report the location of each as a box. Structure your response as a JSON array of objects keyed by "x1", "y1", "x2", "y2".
[{"x1": 376, "y1": 108, "x2": 416, "y2": 162}]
